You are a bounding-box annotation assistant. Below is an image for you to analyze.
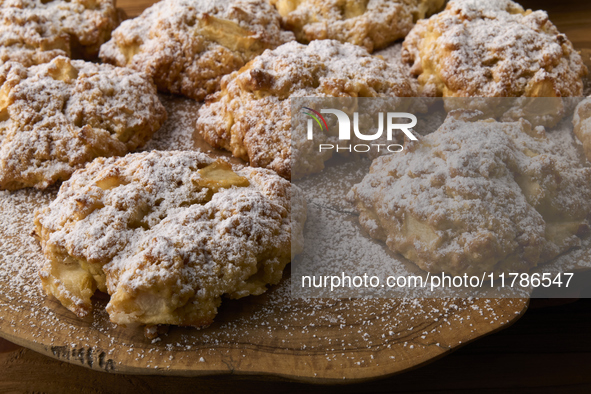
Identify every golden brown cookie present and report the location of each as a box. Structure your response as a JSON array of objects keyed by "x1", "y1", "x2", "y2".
[
  {"x1": 0, "y1": 56, "x2": 166, "y2": 190},
  {"x1": 34, "y1": 150, "x2": 305, "y2": 331},
  {"x1": 0, "y1": 0, "x2": 119, "y2": 67},
  {"x1": 270, "y1": 0, "x2": 444, "y2": 52},
  {"x1": 99, "y1": 0, "x2": 294, "y2": 101},
  {"x1": 196, "y1": 39, "x2": 419, "y2": 180},
  {"x1": 348, "y1": 113, "x2": 591, "y2": 276},
  {"x1": 574, "y1": 97, "x2": 591, "y2": 160},
  {"x1": 401, "y1": 0, "x2": 588, "y2": 97}
]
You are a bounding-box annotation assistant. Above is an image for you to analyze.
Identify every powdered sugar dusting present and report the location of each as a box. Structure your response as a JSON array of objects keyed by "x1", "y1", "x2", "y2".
[
  {"x1": 402, "y1": 0, "x2": 588, "y2": 97},
  {"x1": 197, "y1": 39, "x2": 419, "y2": 179},
  {"x1": 0, "y1": 0, "x2": 118, "y2": 66},
  {"x1": 0, "y1": 184, "x2": 526, "y2": 375},
  {"x1": 141, "y1": 95, "x2": 202, "y2": 152},
  {"x1": 99, "y1": 0, "x2": 294, "y2": 100}
]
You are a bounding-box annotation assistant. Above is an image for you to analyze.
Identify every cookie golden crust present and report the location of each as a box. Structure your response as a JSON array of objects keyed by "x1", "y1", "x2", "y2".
[
  {"x1": 401, "y1": 0, "x2": 588, "y2": 97},
  {"x1": 574, "y1": 97, "x2": 591, "y2": 161},
  {"x1": 34, "y1": 150, "x2": 305, "y2": 330},
  {"x1": 196, "y1": 40, "x2": 419, "y2": 180},
  {"x1": 270, "y1": 0, "x2": 444, "y2": 52},
  {"x1": 0, "y1": 0, "x2": 119, "y2": 67},
  {"x1": 0, "y1": 57, "x2": 167, "y2": 190},
  {"x1": 99, "y1": 0, "x2": 294, "y2": 101},
  {"x1": 347, "y1": 114, "x2": 591, "y2": 276}
]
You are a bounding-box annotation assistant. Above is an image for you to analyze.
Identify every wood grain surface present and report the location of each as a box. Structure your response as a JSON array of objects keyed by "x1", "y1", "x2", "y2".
[
  {"x1": 0, "y1": 297, "x2": 589, "y2": 394},
  {"x1": 0, "y1": 280, "x2": 528, "y2": 382},
  {"x1": 0, "y1": 0, "x2": 590, "y2": 392}
]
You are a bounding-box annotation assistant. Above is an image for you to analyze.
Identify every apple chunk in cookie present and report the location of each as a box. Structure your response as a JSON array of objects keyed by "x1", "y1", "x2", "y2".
[
  {"x1": 34, "y1": 150, "x2": 306, "y2": 332},
  {"x1": 99, "y1": 0, "x2": 294, "y2": 101},
  {"x1": 573, "y1": 97, "x2": 591, "y2": 162},
  {"x1": 348, "y1": 114, "x2": 591, "y2": 276},
  {"x1": 196, "y1": 39, "x2": 419, "y2": 180},
  {"x1": 402, "y1": 0, "x2": 587, "y2": 97}
]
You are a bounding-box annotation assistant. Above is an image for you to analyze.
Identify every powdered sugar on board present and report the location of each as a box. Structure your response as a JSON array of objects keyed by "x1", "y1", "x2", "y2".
[
  {"x1": 141, "y1": 95, "x2": 202, "y2": 152},
  {"x1": 0, "y1": 95, "x2": 528, "y2": 380},
  {"x1": 144, "y1": 94, "x2": 242, "y2": 164}
]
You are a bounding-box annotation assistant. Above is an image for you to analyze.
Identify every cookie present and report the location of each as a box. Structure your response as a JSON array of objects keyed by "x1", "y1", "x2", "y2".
[
  {"x1": 99, "y1": 0, "x2": 294, "y2": 101},
  {"x1": 347, "y1": 113, "x2": 591, "y2": 276},
  {"x1": 574, "y1": 97, "x2": 591, "y2": 161},
  {"x1": 270, "y1": 0, "x2": 444, "y2": 52},
  {"x1": 34, "y1": 150, "x2": 305, "y2": 331},
  {"x1": 0, "y1": 0, "x2": 119, "y2": 67},
  {"x1": 401, "y1": 0, "x2": 588, "y2": 97},
  {"x1": 0, "y1": 56, "x2": 166, "y2": 190},
  {"x1": 196, "y1": 39, "x2": 419, "y2": 180}
]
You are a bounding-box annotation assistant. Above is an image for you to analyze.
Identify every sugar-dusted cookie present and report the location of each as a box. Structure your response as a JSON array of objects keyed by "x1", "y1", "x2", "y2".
[
  {"x1": 402, "y1": 0, "x2": 588, "y2": 97},
  {"x1": 34, "y1": 150, "x2": 305, "y2": 332},
  {"x1": 0, "y1": 57, "x2": 166, "y2": 190},
  {"x1": 348, "y1": 113, "x2": 591, "y2": 276},
  {"x1": 270, "y1": 0, "x2": 444, "y2": 52},
  {"x1": 0, "y1": 0, "x2": 119, "y2": 67},
  {"x1": 99, "y1": 0, "x2": 294, "y2": 101},
  {"x1": 196, "y1": 40, "x2": 419, "y2": 180}
]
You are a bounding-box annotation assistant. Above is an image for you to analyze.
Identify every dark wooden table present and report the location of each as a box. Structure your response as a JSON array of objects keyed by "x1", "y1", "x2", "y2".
[{"x1": 1, "y1": 0, "x2": 590, "y2": 392}]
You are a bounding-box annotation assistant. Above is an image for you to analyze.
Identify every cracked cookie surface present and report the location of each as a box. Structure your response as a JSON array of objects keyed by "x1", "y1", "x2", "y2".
[
  {"x1": 0, "y1": 0, "x2": 119, "y2": 67},
  {"x1": 270, "y1": 0, "x2": 444, "y2": 52},
  {"x1": 196, "y1": 39, "x2": 419, "y2": 180},
  {"x1": 401, "y1": 0, "x2": 588, "y2": 97},
  {"x1": 348, "y1": 114, "x2": 591, "y2": 276},
  {"x1": 99, "y1": 0, "x2": 294, "y2": 101},
  {"x1": 34, "y1": 150, "x2": 305, "y2": 331},
  {"x1": 0, "y1": 56, "x2": 166, "y2": 190}
]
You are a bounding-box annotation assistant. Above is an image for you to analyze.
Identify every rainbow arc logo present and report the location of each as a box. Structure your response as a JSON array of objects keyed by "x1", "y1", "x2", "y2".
[{"x1": 302, "y1": 107, "x2": 328, "y2": 137}]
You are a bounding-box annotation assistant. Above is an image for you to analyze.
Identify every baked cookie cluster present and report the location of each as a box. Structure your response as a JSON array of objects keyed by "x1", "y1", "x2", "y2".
[
  {"x1": 348, "y1": 113, "x2": 591, "y2": 276},
  {"x1": 34, "y1": 150, "x2": 305, "y2": 329},
  {"x1": 0, "y1": 0, "x2": 311, "y2": 336},
  {"x1": 0, "y1": 0, "x2": 585, "y2": 334},
  {"x1": 0, "y1": 0, "x2": 119, "y2": 67},
  {"x1": 196, "y1": 39, "x2": 419, "y2": 179},
  {"x1": 100, "y1": 0, "x2": 294, "y2": 100},
  {"x1": 0, "y1": 57, "x2": 166, "y2": 190}
]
